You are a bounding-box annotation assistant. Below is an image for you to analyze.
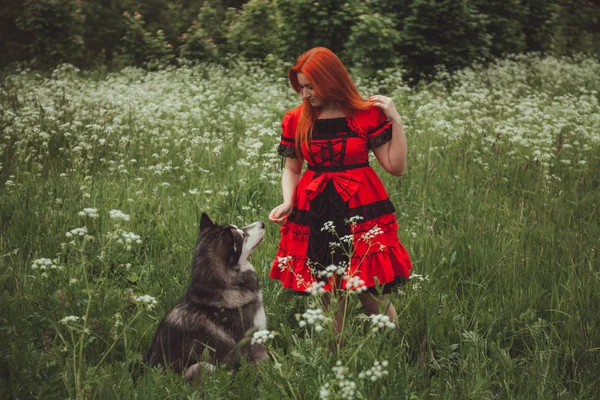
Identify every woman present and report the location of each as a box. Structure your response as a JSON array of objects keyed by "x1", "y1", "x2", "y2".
[{"x1": 268, "y1": 47, "x2": 412, "y2": 334}]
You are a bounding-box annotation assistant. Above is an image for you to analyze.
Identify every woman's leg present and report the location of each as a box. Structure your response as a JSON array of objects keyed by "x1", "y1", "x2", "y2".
[
  {"x1": 358, "y1": 293, "x2": 398, "y2": 323},
  {"x1": 322, "y1": 292, "x2": 346, "y2": 336}
]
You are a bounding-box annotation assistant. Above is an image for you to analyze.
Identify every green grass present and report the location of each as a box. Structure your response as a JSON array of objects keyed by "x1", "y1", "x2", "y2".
[{"x1": 1, "y1": 55, "x2": 599, "y2": 399}]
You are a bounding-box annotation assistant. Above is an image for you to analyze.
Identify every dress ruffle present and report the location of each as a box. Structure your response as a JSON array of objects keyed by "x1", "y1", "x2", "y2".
[{"x1": 270, "y1": 213, "x2": 412, "y2": 293}]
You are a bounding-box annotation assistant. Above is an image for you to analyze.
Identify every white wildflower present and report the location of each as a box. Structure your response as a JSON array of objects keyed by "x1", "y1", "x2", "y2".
[
  {"x1": 109, "y1": 209, "x2": 130, "y2": 221},
  {"x1": 360, "y1": 226, "x2": 383, "y2": 241},
  {"x1": 344, "y1": 275, "x2": 367, "y2": 293},
  {"x1": 296, "y1": 308, "x2": 328, "y2": 331},
  {"x1": 277, "y1": 255, "x2": 293, "y2": 271},
  {"x1": 66, "y1": 226, "x2": 88, "y2": 238},
  {"x1": 60, "y1": 315, "x2": 81, "y2": 325},
  {"x1": 135, "y1": 295, "x2": 157, "y2": 310},
  {"x1": 78, "y1": 208, "x2": 99, "y2": 218},
  {"x1": 369, "y1": 314, "x2": 396, "y2": 331},
  {"x1": 121, "y1": 231, "x2": 142, "y2": 244},
  {"x1": 251, "y1": 330, "x2": 276, "y2": 345},
  {"x1": 358, "y1": 360, "x2": 389, "y2": 381},
  {"x1": 321, "y1": 221, "x2": 336, "y2": 233},
  {"x1": 306, "y1": 280, "x2": 327, "y2": 295}
]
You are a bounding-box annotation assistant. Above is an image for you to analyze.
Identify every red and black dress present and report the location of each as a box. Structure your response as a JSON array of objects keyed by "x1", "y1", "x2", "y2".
[{"x1": 270, "y1": 105, "x2": 412, "y2": 294}]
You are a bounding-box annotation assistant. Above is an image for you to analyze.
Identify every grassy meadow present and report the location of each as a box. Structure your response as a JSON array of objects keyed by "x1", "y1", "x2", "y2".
[{"x1": 1, "y1": 54, "x2": 599, "y2": 399}]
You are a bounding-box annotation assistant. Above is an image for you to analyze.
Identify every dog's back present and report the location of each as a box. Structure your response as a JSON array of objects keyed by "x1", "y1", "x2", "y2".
[{"x1": 145, "y1": 213, "x2": 267, "y2": 378}]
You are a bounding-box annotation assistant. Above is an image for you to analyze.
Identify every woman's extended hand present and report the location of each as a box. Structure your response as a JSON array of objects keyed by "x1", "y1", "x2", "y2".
[
  {"x1": 269, "y1": 203, "x2": 293, "y2": 224},
  {"x1": 369, "y1": 95, "x2": 402, "y2": 124}
]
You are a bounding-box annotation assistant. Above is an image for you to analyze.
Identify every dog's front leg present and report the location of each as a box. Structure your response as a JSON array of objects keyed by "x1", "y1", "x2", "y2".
[{"x1": 248, "y1": 342, "x2": 268, "y2": 363}]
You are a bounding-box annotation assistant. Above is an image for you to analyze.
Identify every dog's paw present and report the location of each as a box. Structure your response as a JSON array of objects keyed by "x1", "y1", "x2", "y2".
[{"x1": 185, "y1": 362, "x2": 216, "y2": 382}]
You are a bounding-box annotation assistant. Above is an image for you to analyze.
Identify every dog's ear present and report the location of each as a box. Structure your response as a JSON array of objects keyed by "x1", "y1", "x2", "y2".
[{"x1": 200, "y1": 213, "x2": 215, "y2": 232}]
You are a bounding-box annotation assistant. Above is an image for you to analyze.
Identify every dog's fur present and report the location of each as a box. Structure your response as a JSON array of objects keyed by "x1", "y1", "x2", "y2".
[{"x1": 144, "y1": 213, "x2": 267, "y2": 380}]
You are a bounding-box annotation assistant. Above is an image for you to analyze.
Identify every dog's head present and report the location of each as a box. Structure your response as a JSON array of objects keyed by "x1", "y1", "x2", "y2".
[{"x1": 192, "y1": 213, "x2": 265, "y2": 283}]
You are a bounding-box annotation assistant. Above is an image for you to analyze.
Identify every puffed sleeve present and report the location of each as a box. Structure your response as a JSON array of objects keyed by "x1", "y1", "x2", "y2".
[
  {"x1": 366, "y1": 107, "x2": 392, "y2": 150},
  {"x1": 277, "y1": 109, "x2": 298, "y2": 158}
]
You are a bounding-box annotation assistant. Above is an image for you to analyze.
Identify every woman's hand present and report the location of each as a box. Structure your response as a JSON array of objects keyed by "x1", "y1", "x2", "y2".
[
  {"x1": 369, "y1": 95, "x2": 402, "y2": 124},
  {"x1": 269, "y1": 203, "x2": 293, "y2": 224}
]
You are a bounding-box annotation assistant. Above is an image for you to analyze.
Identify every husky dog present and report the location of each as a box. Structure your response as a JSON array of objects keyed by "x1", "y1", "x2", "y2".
[{"x1": 145, "y1": 213, "x2": 267, "y2": 380}]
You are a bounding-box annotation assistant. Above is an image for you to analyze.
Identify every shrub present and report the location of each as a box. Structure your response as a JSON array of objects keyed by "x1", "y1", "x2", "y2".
[
  {"x1": 275, "y1": 0, "x2": 361, "y2": 61},
  {"x1": 227, "y1": 0, "x2": 281, "y2": 60},
  {"x1": 116, "y1": 11, "x2": 174, "y2": 70},
  {"x1": 344, "y1": 12, "x2": 402, "y2": 73},
  {"x1": 179, "y1": 21, "x2": 219, "y2": 63},
  {"x1": 15, "y1": 0, "x2": 85, "y2": 69},
  {"x1": 399, "y1": 0, "x2": 491, "y2": 80}
]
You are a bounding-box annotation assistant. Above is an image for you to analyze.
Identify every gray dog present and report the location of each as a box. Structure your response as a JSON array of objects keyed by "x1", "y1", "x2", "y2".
[{"x1": 145, "y1": 213, "x2": 267, "y2": 380}]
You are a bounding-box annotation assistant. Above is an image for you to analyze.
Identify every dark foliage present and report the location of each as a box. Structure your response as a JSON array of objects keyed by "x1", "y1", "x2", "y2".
[{"x1": 0, "y1": 0, "x2": 598, "y2": 81}]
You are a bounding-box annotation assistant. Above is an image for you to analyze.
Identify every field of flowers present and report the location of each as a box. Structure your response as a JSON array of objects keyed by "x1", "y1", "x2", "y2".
[{"x1": 1, "y1": 54, "x2": 599, "y2": 399}]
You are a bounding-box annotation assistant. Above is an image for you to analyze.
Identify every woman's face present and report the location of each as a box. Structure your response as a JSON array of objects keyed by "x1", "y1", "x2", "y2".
[{"x1": 297, "y1": 73, "x2": 325, "y2": 107}]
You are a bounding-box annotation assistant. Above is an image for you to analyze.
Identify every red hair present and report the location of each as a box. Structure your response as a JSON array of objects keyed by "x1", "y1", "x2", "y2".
[{"x1": 289, "y1": 47, "x2": 371, "y2": 152}]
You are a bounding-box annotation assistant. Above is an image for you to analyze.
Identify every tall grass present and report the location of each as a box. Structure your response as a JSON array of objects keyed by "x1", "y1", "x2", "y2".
[{"x1": 1, "y1": 54, "x2": 599, "y2": 399}]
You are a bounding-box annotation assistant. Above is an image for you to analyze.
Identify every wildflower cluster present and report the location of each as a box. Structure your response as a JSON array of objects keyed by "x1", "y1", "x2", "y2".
[
  {"x1": 319, "y1": 361, "x2": 358, "y2": 400},
  {"x1": 109, "y1": 209, "x2": 130, "y2": 221},
  {"x1": 360, "y1": 226, "x2": 383, "y2": 241},
  {"x1": 66, "y1": 227, "x2": 88, "y2": 238},
  {"x1": 321, "y1": 221, "x2": 336, "y2": 233},
  {"x1": 306, "y1": 281, "x2": 327, "y2": 295},
  {"x1": 368, "y1": 314, "x2": 397, "y2": 331},
  {"x1": 78, "y1": 208, "x2": 99, "y2": 218},
  {"x1": 120, "y1": 232, "x2": 142, "y2": 245},
  {"x1": 134, "y1": 295, "x2": 157, "y2": 310},
  {"x1": 276, "y1": 255, "x2": 293, "y2": 271},
  {"x1": 296, "y1": 308, "x2": 329, "y2": 332},
  {"x1": 60, "y1": 315, "x2": 82, "y2": 325},
  {"x1": 345, "y1": 215, "x2": 364, "y2": 225},
  {"x1": 31, "y1": 258, "x2": 62, "y2": 272},
  {"x1": 407, "y1": 273, "x2": 430, "y2": 292},
  {"x1": 316, "y1": 264, "x2": 347, "y2": 280},
  {"x1": 358, "y1": 360, "x2": 389, "y2": 381},
  {"x1": 251, "y1": 330, "x2": 276, "y2": 345},
  {"x1": 344, "y1": 275, "x2": 367, "y2": 293}
]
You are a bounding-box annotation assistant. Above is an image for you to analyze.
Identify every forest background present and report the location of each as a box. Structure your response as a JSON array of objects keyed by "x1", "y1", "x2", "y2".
[{"x1": 1, "y1": 0, "x2": 600, "y2": 79}]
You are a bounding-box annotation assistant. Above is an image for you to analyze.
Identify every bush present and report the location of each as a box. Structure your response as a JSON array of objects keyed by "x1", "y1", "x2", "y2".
[
  {"x1": 344, "y1": 12, "x2": 402, "y2": 73},
  {"x1": 474, "y1": 0, "x2": 527, "y2": 57},
  {"x1": 179, "y1": 22, "x2": 219, "y2": 63},
  {"x1": 275, "y1": 0, "x2": 361, "y2": 61},
  {"x1": 15, "y1": 0, "x2": 85, "y2": 69},
  {"x1": 399, "y1": 0, "x2": 491, "y2": 80},
  {"x1": 116, "y1": 11, "x2": 174, "y2": 70},
  {"x1": 227, "y1": 0, "x2": 281, "y2": 60}
]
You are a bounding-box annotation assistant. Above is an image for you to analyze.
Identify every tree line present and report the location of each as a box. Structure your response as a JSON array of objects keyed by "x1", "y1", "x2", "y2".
[{"x1": 1, "y1": 0, "x2": 598, "y2": 80}]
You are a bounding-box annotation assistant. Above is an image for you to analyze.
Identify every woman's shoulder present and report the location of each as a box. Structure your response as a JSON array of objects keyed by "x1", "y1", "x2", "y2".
[
  {"x1": 281, "y1": 106, "x2": 302, "y2": 137},
  {"x1": 283, "y1": 106, "x2": 302, "y2": 121},
  {"x1": 348, "y1": 105, "x2": 387, "y2": 135},
  {"x1": 352, "y1": 104, "x2": 385, "y2": 122}
]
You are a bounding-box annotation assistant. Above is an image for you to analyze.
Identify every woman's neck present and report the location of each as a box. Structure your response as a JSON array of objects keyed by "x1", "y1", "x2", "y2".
[{"x1": 317, "y1": 101, "x2": 345, "y2": 119}]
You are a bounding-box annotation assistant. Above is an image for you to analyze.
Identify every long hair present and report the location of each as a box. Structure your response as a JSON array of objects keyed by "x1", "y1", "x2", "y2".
[{"x1": 289, "y1": 47, "x2": 371, "y2": 152}]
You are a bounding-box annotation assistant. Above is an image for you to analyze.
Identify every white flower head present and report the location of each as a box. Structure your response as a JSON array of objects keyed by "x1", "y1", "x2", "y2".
[
  {"x1": 66, "y1": 226, "x2": 88, "y2": 238},
  {"x1": 277, "y1": 255, "x2": 293, "y2": 271},
  {"x1": 321, "y1": 221, "x2": 336, "y2": 233},
  {"x1": 360, "y1": 225, "x2": 383, "y2": 241},
  {"x1": 79, "y1": 208, "x2": 99, "y2": 218},
  {"x1": 368, "y1": 314, "x2": 396, "y2": 331},
  {"x1": 135, "y1": 294, "x2": 157, "y2": 310},
  {"x1": 306, "y1": 280, "x2": 327, "y2": 295},
  {"x1": 251, "y1": 329, "x2": 276, "y2": 345},
  {"x1": 344, "y1": 275, "x2": 367, "y2": 293},
  {"x1": 109, "y1": 209, "x2": 130, "y2": 221},
  {"x1": 60, "y1": 315, "x2": 81, "y2": 325}
]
